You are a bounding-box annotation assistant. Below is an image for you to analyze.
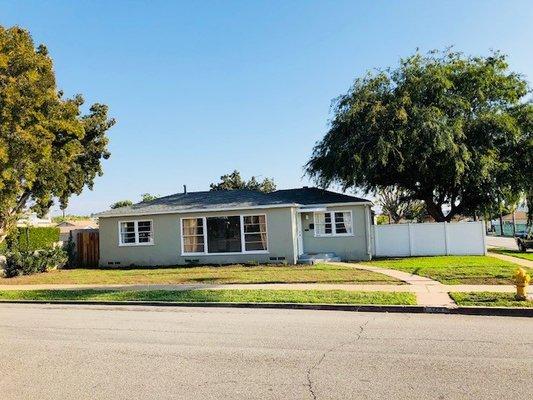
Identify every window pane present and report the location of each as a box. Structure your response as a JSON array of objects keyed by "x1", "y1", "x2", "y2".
[
  {"x1": 138, "y1": 221, "x2": 153, "y2": 243},
  {"x1": 183, "y1": 236, "x2": 204, "y2": 253},
  {"x1": 183, "y1": 218, "x2": 203, "y2": 235},
  {"x1": 334, "y1": 212, "x2": 352, "y2": 234},
  {"x1": 245, "y1": 241, "x2": 267, "y2": 251},
  {"x1": 243, "y1": 215, "x2": 266, "y2": 233},
  {"x1": 120, "y1": 222, "x2": 136, "y2": 243},
  {"x1": 182, "y1": 218, "x2": 204, "y2": 253},
  {"x1": 206, "y1": 216, "x2": 241, "y2": 253}
]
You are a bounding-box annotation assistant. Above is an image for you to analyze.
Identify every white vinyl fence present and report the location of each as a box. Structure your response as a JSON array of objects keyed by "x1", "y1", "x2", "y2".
[{"x1": 373, "y1": 221, "x2": 486, "y2": 257}]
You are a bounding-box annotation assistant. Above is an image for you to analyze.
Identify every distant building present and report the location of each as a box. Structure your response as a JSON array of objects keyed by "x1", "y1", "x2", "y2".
[
  {"x1": 17, "y1": 212, "x2": 53, "y2": 227},
  {"x1": 57, "y1": 220, "x2": 98, "y2": 242}
]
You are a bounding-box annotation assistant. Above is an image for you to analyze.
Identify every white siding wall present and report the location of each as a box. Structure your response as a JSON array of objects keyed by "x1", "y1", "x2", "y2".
[{"x1": 373, "y1": 221, "x2": 486, "y2": 257}]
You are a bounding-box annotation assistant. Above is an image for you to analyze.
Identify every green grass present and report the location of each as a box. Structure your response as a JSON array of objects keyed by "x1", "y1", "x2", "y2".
[
  {"x1": 450, "y1": 292, "x2": 533, "y2": 308},
  {"x1": 0, "y1": 263, "x2": 403, "y2": 285},
  {"x1": 362, "y1": 255, "x2": 531, "y2": 285},
  {"x1": 0, "y1": 289, "x2": 416, "y2": 305},
  {"x1": 488, "y1": 248, "x2": 533, "y2": 262}
]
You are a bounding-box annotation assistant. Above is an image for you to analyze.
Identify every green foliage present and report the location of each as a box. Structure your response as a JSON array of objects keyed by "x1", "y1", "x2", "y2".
[
  {"x1": 52, "y1": 214, "x2": 90, "y2": 223},
  {"x1": 376, "y1": 214, "x2": 389, "y2": 225},
  {"x1": 110, "y1": 200, "x2": 133, "y2": 209},
  {"x1": 15, "y1": 226, "x2": 59, "y2": 251},
  {"x1": 3, "y1": 247, "x2": 67, "y2": 278},
  {"x1": 306, "y1": 49, "x2": 533, "y2": 222},
  {"x1": 0, "y1": 226, "x2": 59, "y2": 252},
  {"x1": 377, "y1": 186, "x2": 427, "y2": 223},
  {"x1": 210, "y1": 170, "x2": 277, "y2": 193},
  {"x1": 140, "y1": 193, "x2": 158, "y2": 202},
  {"x1": 0, "y1": 26, "x2": 114, "y2": 241}
]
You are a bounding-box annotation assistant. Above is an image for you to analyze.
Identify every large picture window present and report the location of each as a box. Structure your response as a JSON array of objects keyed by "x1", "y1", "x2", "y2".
[
  {"x1": 119, "y1": 220, "x2": 154, "y2": 245},
  {"x1": 314, "y1": 211, "x2": 353, "y2": 236},
  {"x1": 181, "y1": 214, "x2": 268, "y2": 255},
  {"x1": 206, "y1": 216, "x2": 241, "y2": 253}
]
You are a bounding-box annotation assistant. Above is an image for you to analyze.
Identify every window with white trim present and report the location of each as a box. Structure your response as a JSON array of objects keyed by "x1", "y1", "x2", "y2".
[
  {"x1": 243, "y1": 215, "x2": 268, "y2": 251},
  {"x1": 182, "y1": 217, "x2": 205, "y2": 253},
  {"x1": 314, "y1": 211, "x2": 353, "y2": 236},
  {"x1": 119, "y1": 220, "x2": 154, "y2": 245},
  {"x1": 181, "y1": 214, "x2": 268, "y2": 255}
]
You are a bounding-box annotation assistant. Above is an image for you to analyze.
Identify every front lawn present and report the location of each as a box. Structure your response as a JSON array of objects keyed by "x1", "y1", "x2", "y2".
[
  {"x1": 0, "y1": 263, "x2": 403, "y2": 285},
  {"x1": 0, "y1": 289, "x2": 416, "y2": 305},
  {"x1": 488, "y1": 249, "x2": 533, "y2": 262},
  {"x1": 362, "y1": 255, "x2": 530, "y2": 285},
  {"x1": 450, "y1": 292, "x2": 533, "y2": 308}
]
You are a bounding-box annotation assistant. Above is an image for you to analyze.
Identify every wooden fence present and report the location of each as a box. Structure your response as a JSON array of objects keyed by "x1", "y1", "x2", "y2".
[{"x1": 75, "y1": 230, "x2": 99, "y2": 267}]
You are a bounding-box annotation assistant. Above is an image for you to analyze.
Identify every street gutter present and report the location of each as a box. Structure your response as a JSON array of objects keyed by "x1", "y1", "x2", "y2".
[{"x1": 0, "y1": 300, "x2": 531, "y2": 317}]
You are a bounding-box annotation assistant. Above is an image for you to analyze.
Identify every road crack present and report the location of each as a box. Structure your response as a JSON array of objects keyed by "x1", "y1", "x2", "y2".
[{"x1": 305, "y1": 319, "x2": 370, "y2": 400}]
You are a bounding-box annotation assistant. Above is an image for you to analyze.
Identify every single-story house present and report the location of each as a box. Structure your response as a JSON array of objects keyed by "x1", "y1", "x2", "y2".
[{"x1": 96, "y1": 187, "x2": 373, "y2": 267}]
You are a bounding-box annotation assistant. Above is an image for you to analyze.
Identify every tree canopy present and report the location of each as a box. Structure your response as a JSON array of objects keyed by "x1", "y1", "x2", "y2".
[
  {"x1": 140, "y1": 193, "x2": 158, "y2": 202},
  {"x1": 306, "y1": 49, "x2": 532, "y2": 222},
  {"x1": 209, "y1": 170, "x2": 276, "y2": 193},
  {"x1": 110, "y1": 200, "x2": 133, "y2": 209},
  {"x1": 0, "y1": 27, "x2": 114, "y2": 241},
  {"x1": 377, "y1": 186, "x2": 426, "y2": 223}
]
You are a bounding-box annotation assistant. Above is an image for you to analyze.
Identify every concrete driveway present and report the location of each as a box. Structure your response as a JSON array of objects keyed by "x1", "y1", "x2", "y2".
[
  {"x1": 0, "y1": 304, "x2": 531, "y2": 400},
  {"x1": 486, "y1": 235, "x2": 518, "y2": 250}
]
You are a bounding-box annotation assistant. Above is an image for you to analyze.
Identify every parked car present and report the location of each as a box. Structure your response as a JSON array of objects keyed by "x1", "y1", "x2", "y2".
[{"x1": 515, "y1": 233, "x2": 533, "y2": 252}]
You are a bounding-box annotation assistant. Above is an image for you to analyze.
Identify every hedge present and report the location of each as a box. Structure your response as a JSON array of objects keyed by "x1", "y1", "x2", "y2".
[{"x1": 0, "y1": 226, "x2": 60, "y2": 252}]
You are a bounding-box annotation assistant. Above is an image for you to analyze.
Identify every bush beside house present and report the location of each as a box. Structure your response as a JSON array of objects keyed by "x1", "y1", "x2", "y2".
[
  {"x1": 1, "y1": 227, "x2": 65, "y2": 278},
  {"x1": 0, "y1": 226, "x2": 60, "y2": 252}
]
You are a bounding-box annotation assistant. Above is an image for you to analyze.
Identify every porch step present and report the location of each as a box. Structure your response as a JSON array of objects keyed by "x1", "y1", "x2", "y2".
[{"x1": 298, "y1": 252, "x2": 341, "y2": 265}]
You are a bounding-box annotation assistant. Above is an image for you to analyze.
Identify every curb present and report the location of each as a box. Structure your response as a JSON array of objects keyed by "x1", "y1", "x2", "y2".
[{"x1": 0, "y1": 300, "x2": 531, "y2": 317}]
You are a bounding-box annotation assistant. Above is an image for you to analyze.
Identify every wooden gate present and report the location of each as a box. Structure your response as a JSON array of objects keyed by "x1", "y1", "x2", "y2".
[{"x1": 76, "y1": 230, "x2": 99, "y2": 267}]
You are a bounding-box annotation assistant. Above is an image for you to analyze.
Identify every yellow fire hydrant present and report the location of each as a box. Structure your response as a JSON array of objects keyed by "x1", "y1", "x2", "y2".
[{"x1": 514, "y1": 268, "x2": 531, "y2": 301}]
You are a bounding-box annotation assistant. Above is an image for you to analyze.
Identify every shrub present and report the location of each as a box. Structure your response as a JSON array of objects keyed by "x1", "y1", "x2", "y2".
[
  {"x1": 0, "y1": 227, "x2": 60, "y2": 253},
  {"x1": 3, "y1": 247, "x2": 67, "y2": 278}
]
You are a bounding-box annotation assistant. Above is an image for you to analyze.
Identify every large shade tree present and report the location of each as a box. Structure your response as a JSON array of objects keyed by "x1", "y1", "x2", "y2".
[
  {"x1": 210, "y1": 170, "x2": 276, "y2": 193},
  {"x1": 0, "y1": 27, "x2": 114, "y2": 242},
  {"x1": 306, "y1": 49, "x2": 533, "y2": 222}
]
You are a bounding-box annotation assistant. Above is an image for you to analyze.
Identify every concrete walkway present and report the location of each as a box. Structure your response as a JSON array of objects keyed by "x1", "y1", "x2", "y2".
[
  {"x1": 487, "y1": 251, "x2": 533, "y2": 269},
  {"x1": 330, "y1": 262, "x2": 456, "y2": 307}
]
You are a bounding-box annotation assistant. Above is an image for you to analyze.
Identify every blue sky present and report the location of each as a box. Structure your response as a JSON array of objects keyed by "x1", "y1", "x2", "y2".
[{"x1": 1, "y1": 0, "x2": 532, "y2": 215}]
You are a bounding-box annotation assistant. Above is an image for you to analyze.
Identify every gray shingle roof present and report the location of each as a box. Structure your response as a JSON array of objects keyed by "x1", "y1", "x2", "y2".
[{"x1": 96, "y1": 187, "x2": 370, "y2": 217}]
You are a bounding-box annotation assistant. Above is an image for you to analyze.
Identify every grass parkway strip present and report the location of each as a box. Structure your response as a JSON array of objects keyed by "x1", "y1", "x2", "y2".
[
  {"x1": 0, "y1": 263, "x2": 403, "y2": 286},
  {"x1": 449, "y1": 292, "x2": 533, "y2": 308},
  {"x1": 0, "y1": 289, "x2": 417, "y2": 305}
]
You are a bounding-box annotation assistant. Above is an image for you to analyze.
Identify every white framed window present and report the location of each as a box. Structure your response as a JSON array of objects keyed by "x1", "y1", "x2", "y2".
[
  {"x1": 314, "y1": 211, "x2": 353, "y2": 237},
  {"x1": 181, "y1": 217, "x2": 205, "y2": 254},
  {"x1": 118, "y1": 220, "x2": 154, "y2": 246},
  {"x1": 180, "y1": 214, "x2": 268, "y2": 255},
  {"x1": 243, "y1": 215, "x2": 268, "y2": 251}
]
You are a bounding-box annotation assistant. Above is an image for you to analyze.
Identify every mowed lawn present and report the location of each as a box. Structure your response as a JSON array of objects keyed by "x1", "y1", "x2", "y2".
[
  {"x1": 450, "y1": 292, "x2": 533, "y2": 308},
  {"x1": 362, "y1": 255, "x2": 530, "y2": 285},
  {"x1": 489, "y1": 249, "x2": 533, "y2": 262},
  {"x1": 0, "y1": 263, "x2": 403, "y2": 285},
  {"x1": 0, "y1": 289, "x2": 416, "y2": 305}
]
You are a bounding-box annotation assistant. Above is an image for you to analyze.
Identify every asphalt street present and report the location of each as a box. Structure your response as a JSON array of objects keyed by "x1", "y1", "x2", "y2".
[{"x1": 0, "y1": 304, "x2": 531, "y2": 400}]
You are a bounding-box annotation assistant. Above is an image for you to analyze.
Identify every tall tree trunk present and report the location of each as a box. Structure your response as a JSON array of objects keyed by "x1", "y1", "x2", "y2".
[
  {"x1": 512, "y1": 211, "x2": 516, "y2": 236},
  {"x1": 499, "y1": 213, "x2": 504, "y2": 236}
]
